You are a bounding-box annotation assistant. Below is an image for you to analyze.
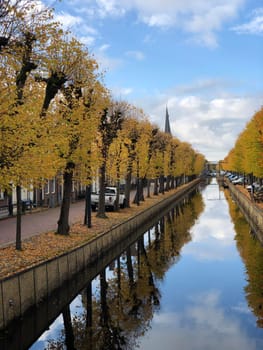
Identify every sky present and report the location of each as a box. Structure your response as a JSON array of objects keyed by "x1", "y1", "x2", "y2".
[{"x1": 42, "y1": 0, "x2": 263, "y2": 161}]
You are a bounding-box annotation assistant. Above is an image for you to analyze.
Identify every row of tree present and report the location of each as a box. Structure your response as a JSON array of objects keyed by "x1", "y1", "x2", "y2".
[
  {"x1": 222, "y1": 107, "x2": 263, "y2": 178},
  {"x1": 0, "y1": 1, "x2": 205, "y2": 246}
]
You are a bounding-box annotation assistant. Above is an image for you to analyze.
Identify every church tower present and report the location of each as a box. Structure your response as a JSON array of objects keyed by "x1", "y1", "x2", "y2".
[{"x1": 165, "y1": 105, "x2": 172, "y2": 135}]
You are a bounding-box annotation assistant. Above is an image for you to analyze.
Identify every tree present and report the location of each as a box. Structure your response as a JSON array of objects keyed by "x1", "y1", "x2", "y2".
[
  {"x1": 54, "y1": 49, "x2": 104, "y2": 234},
  {"x1": 96, "y1": 101, "x2": 125, "y2": 218},
  {"x1": 82, "y1": 82, "x2": 108, "y2": 226},
  {"x1": 132, "y1": 118, "x2": 153, "y2": 205},
  {"x1": 123, "y1": 116, "x2": 140, "y2": 207},
  {"x1": 106, "y1": 130, "x2": 129, "y2": 211},
  {"x1": 0, "y1": 0, "x2": 52, "y2": 51},
  {"x1": 223, "y1": 107, "x2": 263, "y2": 179},
  {"x1": 0, "y1": 1, "x2": 60, "y2": 249}
]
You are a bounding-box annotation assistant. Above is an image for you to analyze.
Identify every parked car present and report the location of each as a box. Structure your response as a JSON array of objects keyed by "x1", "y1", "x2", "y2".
[
  {"x1": 232, "y1": 177, "x2": 244, "y2": 185},
  {"x1": 91, "y1": 187, "x2": 126, "y2": 211},
  {"x1": 229, "y1": 175, "x2": 239, "y2": 182},
  {"x1": 246, "y1": 183, "x2": 260, "y2": 192},
  {"x1": 22, "y1": 199, "x2": 33, "y2": 212},
  {"x1": 254, "y1": 186, "x2": 263, "y2": 202}
]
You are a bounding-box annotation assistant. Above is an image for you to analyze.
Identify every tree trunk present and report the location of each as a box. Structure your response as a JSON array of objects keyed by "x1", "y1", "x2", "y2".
[
  {"x1": 40, "y1": 72, "x2": 66, "y2": 117},
  {"x1": 84, "y1": 185, "x2": 92, "y2": 227},
  {"x1": 171, "y1": 176, "x2": 175, "y2": 189},
  {"x1": 124, "y1": 172, "x2": 132, "y2": 208},
  {"x1": 14, "y1": 34, "x2": 37, "y2": 250},
  {"x1": 114, "y1": 164, "x2": 120, "y2": 211},
  {"x1": 16, "y1": 185, "x2": 22, "y2": 250},
  {"x1": 159, "y1": 175, "x2": 165, "y2": 194},
  {"x1": 139, "y1": 179, "x2": 145, "y2": 201},
  {"x1": 62, "y1": 305, "x2": 76, "y2": 350},
  {"x1": 133, "y1": 177, "x2": 140, "y2": 206},
  {"x1": 8, "y1": 190, "x2": 13, "y2": 216},
  {"x1": 57, "y1": 162, "x2": 74, "y2": 235},
  {"x1": 100, "y1": 269, "x2": 109, "y2": 326},
  {"x1": 133, "y1": 158, "x2": 141, "y2": 205},
  {"x1": 97, "y1": 161, "x2": 107, "y2": 218},
  {"x1": 126, "y1": 247, "x2": 134, "y2": 286},
  {"x1": 147, "y1": 178, "x2": 151, "y2": 198},
  {"x1": 153, "y1": 178, "x2": 158, "y2": 195},
  {"x1": 86, "y1": 282, "x2": 93, "y2": 350},
  {"x1": 86, "y1": 282, "x2": 92, "y2": 328},
  {"x1": 165, "y1": 175, "x2": 171, "y2": 191},
  {"x1": 114, "y1": 180, "x2": 120, "y2": 211}
]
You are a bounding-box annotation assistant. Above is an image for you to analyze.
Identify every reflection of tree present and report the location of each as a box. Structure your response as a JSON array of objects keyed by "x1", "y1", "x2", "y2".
[
  {"x1": 225, "y1": 190, "x2": 263, "y2": 327},
  {"x1": 45, "y1": 305, "x2": 76, "y2": 350},
  {"x1": 62, "y1": 305, "x2": 77, "y2": 350},
  {"x1": 137, "y1": 236, "x2": 161, "y2": 308},
  {"x1": 148, "y1": 192, "x2": 204, "y2": 280},
  {"x1": 93, "y1": 269, "x2": 126, "y2": 349},
  {"x1": 44, "y1": 191, "x2": 204, "y2": 349}
]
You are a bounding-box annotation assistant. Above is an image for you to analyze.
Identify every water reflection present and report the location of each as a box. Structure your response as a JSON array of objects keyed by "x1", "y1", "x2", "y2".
[
  {"x1": 184, "y1": 178, "x2": 238, "y2": 261},
  {"x1": 6, "y1": 180, "x2": 263, "y2": 349},
  {"x1": 27, "y1": 191, "x2": 202, "y2": 350},
  {"x1": 225, "y1": 189, "x2": 263, "y2": 328},
  {"x1": 139, "y1": 181, "x2": 263, "y2": 350}
]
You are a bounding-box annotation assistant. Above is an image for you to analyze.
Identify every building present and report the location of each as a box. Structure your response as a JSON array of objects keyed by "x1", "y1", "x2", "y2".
[{"x1": 165, "y1": 105, "x2": 172, "y2": 135}]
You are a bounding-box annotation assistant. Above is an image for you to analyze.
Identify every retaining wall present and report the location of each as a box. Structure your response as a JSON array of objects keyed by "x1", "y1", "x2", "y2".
[
  {"x1": 0, "y1": 179, "x2": 200, "y2": 330},
  {"x1": 228, "y1": 182, "x2": 263, "y2": 244}
]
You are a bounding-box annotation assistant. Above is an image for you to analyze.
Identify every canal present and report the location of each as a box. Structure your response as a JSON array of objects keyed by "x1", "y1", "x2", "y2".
[{"x1": 3, "y1": 178, "x2": 263, "y2": 349}]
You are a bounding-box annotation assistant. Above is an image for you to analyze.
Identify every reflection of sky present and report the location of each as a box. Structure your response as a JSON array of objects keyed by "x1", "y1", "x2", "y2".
[
  {"x1": 29, "y1": 272, "x2": 113, "y2": 349},
  {"x1": 29, "y1": 295, "x2": 84, "y2": 350},
  {"x1": 183, "y1": 182, "x2": 238, "y2": 261},
  {"x1": 138, "y1": 181, "x2": 263, "y2": 349},
  {"x1": 139, "y1": 290, "x2": 260, "y2": 350},
  {"x1": 29, "y1": 315, "x2": 63, "y2": 350},
  {"x1": 30, "y1": 181, "x2": 263, "y2": 349}
]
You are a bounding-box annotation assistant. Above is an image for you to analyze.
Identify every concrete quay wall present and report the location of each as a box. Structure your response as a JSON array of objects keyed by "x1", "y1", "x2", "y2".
[
  {"x1": 228, "y1": 182, "x2": 263, "y2": 244},
  {"x1": 0, "y1": 179, "x2": 200, "y2": 329}
]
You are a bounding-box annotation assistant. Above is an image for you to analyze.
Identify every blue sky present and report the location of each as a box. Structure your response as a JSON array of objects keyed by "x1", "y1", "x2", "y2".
[{"x1": 43, "y1": 0, "x2": 263, "y2": 161}]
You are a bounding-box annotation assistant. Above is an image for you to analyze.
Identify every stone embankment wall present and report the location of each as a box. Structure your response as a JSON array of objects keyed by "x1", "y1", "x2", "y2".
[
  {"x1": 228, "y1": 182, "x2": 263, "y2": 244},
  {"x1": 0, "y1": 179, "x2": 200, "y2": 329}
]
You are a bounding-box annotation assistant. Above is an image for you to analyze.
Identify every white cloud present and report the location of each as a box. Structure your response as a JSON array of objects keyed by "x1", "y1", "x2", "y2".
[
  {"x1": 94, "y1": 0, "x2": 126, "y2": 17},
  {"x1": 125, "y1": 50, "x2": 145, "y2": 61},
  {"x1": 95, "y1": 53, "x2": 123, "y2": 72},
  {"x1": 141, "y1": 290, "x2": 256, "y2": 350},
  {"x1": 141, "y1": 14, "x2": 175, "y2": 28},
  {"x1": 114, "y1": 0, "x2": 244, "y2": 47},
  {"x1": 231, "y1": 8, "x2": 263, "y2": 35},
  {"x1": 78, "y1": 35, "x2": 96, "y2": 46},
  {"x1": 135, "y1": 81, "x2": 261, "y2": 161},
  {"x1": 60, "y1": 0, "x2": 244, "y2": 48},
  {"x1": 111, "y1": 86, "x2": 134, "y2": 97},
  {"x1": 99, "y1": 44, "x2": 111, "y2": 52},
  {"x1": 55, "y1": 12, "x2": 83, "y2": 28},
  {"x1": 53, "y1": 11, "x2": 98, "y2": 47}
]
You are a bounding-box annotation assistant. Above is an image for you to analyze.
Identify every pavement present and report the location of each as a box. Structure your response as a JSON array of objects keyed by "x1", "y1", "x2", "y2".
[
  {"x1": 0, "y1": 200, "x2": 88, "y2": 247},
  {"x1": 0, "y1": 188, "x2": 145, "y2": 248}
]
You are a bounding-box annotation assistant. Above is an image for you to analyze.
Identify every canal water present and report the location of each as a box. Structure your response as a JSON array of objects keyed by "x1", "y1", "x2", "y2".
[{"x1": 4, "y1": 178, "x2": 263, "y2": 349}]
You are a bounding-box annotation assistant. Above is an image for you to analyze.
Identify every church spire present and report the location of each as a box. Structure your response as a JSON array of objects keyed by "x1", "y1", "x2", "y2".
[{"x1": 165, "y1": 105, "x2": 172, "y2": 135}]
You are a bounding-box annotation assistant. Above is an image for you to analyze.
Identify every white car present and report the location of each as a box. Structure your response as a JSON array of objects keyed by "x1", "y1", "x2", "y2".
[
  {"x1": 246, "y1": 183, "x2": 260, "y2": 192},
  {"x1": 232, "y1": 177, "x2": 244, "y2": 185},
  {"x1": 91, "y1": 186, "x2": 126, "y2": 211}
]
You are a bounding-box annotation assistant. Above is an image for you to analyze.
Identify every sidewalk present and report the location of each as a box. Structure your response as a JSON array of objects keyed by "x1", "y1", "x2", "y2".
[
  {"x1": 0, "y1": 188, "x2": 144, "y2": 248},
  {"x1": 0, "y1": 200, "x2": 86, "y2": 247}
]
